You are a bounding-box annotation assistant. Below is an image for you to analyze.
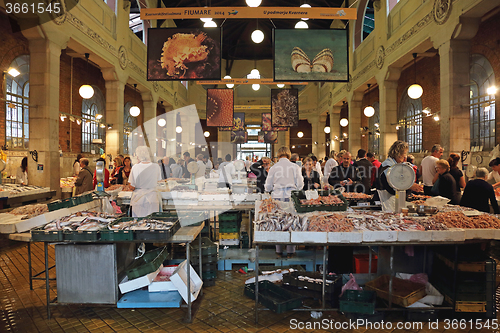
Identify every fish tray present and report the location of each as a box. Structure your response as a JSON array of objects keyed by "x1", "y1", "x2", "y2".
[
  {"x1": 364, "y1": 275, "x2": 426, "y2": 308},
  {"x1": 63, "y1": 229, "x2": 101, "y2": 241},
  {"x1": 291, "y1": 190, "x2": 348, "y2": 213},
  {"x1": 134, "y1": 220, "x2": 180, "y2": 242},
  {"x1": 100, "y1": 217, "x2": 142, "y2": 241},
  {"x1": 189, "y1": 237, "x2": 218, "y2": 256},
  {"x1": 282, "y1": 272, "x2": 342, "y2": 295},
  {"x1": 244, "y1": 280, "x2": 303, "y2": 314},
  {"x1": 31, "y1": 226, "x2": 63, "y2": 242},
  {"x1": 126, "y1": 247, "x2": 169, "y2": 280},
  {"x1": 339, "y1": 290, "x2": 377, "y2": 314}
]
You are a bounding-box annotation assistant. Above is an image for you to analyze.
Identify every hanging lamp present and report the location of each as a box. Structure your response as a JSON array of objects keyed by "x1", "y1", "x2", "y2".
[
  {"x1": 79, "y1": 53, "x2": 94, "y2": 99},
  {"x1": 130, "y1": 84, "x2": 141, "y2": 117},
  {"x1": 408, "y1": 53, "x2": 423, "y2": 99},
  {"x1": 363, "y1": 84, "x2": 375, "y2": 117}
]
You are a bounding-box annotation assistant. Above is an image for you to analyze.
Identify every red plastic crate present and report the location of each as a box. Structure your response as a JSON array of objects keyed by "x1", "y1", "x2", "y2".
[{"x1": 353, "y1": 254, "x2": 378, "y2": 273}]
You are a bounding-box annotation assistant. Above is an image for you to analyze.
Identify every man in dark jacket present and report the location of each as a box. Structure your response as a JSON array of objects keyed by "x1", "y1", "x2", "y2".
[
  {"x1": 250, "y1": 157, "x2": 271, "y2": 193},
  {"x1": 460, "y1": 167, "x2": 500, "y2": 213},
  {"x1": 329, "y1": 151, "x2": 359, "y2": 192},
  {"x1": 182, "y1": 152, "x2": 195, "y2": 178},
  {"x1": 75, "y1": 158, "x2": 94, "y2": 195},
  {"x1": 355, "y1": 149, "x2": 373, "y2": 194}
]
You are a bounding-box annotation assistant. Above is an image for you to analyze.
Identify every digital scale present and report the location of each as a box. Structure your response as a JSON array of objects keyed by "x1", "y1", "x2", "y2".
[
  {"x1": 95, "y1": 160, "x2": 105, "y2": 192},
  {"x1": 386, "y1": 162, "x2": 415, "y2": 213}
]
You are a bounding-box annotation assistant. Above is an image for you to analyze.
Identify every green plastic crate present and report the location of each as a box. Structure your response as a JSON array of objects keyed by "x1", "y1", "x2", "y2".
[
  {"x1": 219, "y1": 223, "x2": 240, "y2": 234},
  {"x1": 190, "y1": 237, "x2": 217, "y2": 256},
  {"x1": 245, "y1": 280, "x2": 303, "y2": 314},
  {"x1": 47, "y1": 200, "x2": 65, "y2": 212},
  {"x1": 219, "y1": 212, "x2": 241, "y2": 222},
  {"x1": 291, "y1": 190, "x2": 348, "y2": 213},
  {"x1": 31, "y1": 226, "x2": 63, "y2": 242},
  {"x1": 63, "y1": 229, "x2": 100, "y2": 241},
  {"x1": 125, "y1": 247, "x2": 168, "y2": 280},
  {"x1": 339, "y1": 290, "x2": 376, "y2": 314},
  {"x1": 148, "y1": 212, "x2": 178, "y2": 219}
]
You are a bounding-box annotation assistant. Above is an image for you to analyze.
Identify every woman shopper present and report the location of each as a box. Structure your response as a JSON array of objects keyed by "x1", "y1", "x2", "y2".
[
  {"x1": 118, "y1": 157, "x2": 132, "y2": 185},
  {"x1": 16, "y1": 157, "x2": 28, "y2": 185},
  {"x1": 302, "y1": 157, "x2": 321, "y2": 190},
  {"x1": 129, "y1": 146, "x2": 162, "y2": 217},
  {"x1": 435, "y1": 159, "x2": 460, "y2": 205},
  {"x1": 265, "y1": 146, "x2": 304, "y2": 258},
  {"x1": 110, "y1": 157, "x2": 123, "y2": 184},
  {"x1": 73, "y1": 154, "x2": 83, "y2": 176},
  {"x1": 447, "y1": 153, "x2": 466, "y2": 193},
  {"x1": 460, "y1": 167, "x2": 500, "y2": 213}
]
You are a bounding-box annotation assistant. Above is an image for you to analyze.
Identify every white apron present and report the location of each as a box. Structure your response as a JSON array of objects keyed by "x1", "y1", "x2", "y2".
[{"x1": 130, "y1": 164, "x2": 161, "y2": 217}]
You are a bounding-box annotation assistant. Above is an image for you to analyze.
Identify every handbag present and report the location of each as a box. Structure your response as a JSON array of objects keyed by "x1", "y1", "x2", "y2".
[{"x1": 431, "y1": 178, "x2": 440, "y2": 195}]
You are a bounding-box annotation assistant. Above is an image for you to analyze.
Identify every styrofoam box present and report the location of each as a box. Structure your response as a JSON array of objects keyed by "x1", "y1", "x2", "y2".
[
  {"x1": 44, "y1": 208, "x2": 72, "y2": 223},
  {"x1": 148, "y1": 265, "x2": 178, "y2": 292},
  {"x1": 397, "y1": 230, "x2": 432, "y2": 242},
  {"x1": 219, "y1": 239, "x2": 240, "y2": 246},
  {"x1": 16, "y1": 214, "x2": 47, "y2": 233},
  {"x1": 253, "y1": 230, "x2": 291, "y2": 243},
  {"x1": 118, "y1": 191, "x2": 132, "y2": 199},
  {"x1": 431, "y1": 229, "x2": 465, "y2": 242},
  {"x1": 327, "y1": 231, "x2": 363, "y2": 243},
  {"x1": 0, "y1": 214, "x2": 20, "y2": 234},
  {"x1": 362, "y1": 230, "x2": 398, "y2": 242},
  {"x1": 160, "y1": 192, "x2": 173, "y2": 200},
  {"x1": 119, "y1": 265, "x2": 162, "y2": 294},
  {"x1": 464, "y1": 229, "x2": 495, "y2": 240},
  {"x1": 171, "y1": 200, "x2": 198, "y2": 206},
  {"x1": 170, "y1": 260, "x2": 203, "y2": 304},
  {"x1": 290, "y1": 231, "x2": 327, "y2": 244},
  {"x1": 178, "y1": 192, "x2": 198, "y2": 200}
]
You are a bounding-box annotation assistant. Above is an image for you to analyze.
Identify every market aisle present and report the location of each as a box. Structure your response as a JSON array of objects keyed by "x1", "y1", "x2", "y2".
[{"x1": 0, "y1": 236, "x2": 498, "y2": 333}]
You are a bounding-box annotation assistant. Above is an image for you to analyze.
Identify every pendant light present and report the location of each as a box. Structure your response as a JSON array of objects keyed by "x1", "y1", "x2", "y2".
[
  {"x1": 297, "y1": 131, "x2": 304, "y2": 138},
  {"x1": 324, "y1": 126, "x2": 331, "y2": 134},
  {"x1": 79, "y1": 53, "x2": 94, "y2": 99},
  {"x1": 340, "y1": 118, "x2": 348, "y2": 127},
  {"x1": 363, "y1": 84, "x2": 375, "y2": 117},
  {"x1": 224, "y1": 75, "x2": 234, "y2": 88},
  {"x1": 251, "y1": 19, "x2": 264, "y2": 44},
  {"x1": 129, "y1": 84, "x2": 141, "y2": 117},
  {"x1": 407, "y1": 53, "x2": 423, "y2": 99}
]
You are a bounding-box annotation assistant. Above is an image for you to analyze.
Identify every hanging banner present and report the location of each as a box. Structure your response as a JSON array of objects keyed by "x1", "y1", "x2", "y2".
[
  {"x1": 141, "y1": 7, "x2": 357, "y2": 20},
  {"x1": 206, "y1": 88, "x2": 234, "y2": 127},
  {"x1": 219, "y1": 112, "x2": 245, "y2": 131},
  {"x1": 271, "y1": 89, "x2": 299, "y2": 127},
  {"x1": 197, "y1": 79, "x2": 307, "y2": 85},
  {"x1": 262, "y1": 113, "x2": 287, "y2": 131}
]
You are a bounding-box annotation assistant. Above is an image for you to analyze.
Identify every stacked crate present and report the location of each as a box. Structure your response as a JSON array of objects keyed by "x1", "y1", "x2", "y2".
[
  {"x1": 431, "y1": 249, "x2": 496, "y2": 318},
  {"x1": 190, "y1": 237, "x2": 218, "y2": 287},
  {"x1": 218, "y1": 211, "x2": 242, "y2": 247}
]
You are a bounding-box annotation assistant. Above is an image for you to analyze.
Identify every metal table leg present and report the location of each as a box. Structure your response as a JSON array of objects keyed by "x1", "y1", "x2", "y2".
[
  {"x1": 322, "y1": 246, "x2": 326, "y2": 309},
  {"x1": 28, "y1": 242, "x2": 33, "y2": 290},
  {"x1": 199, "y1": 234, "x2": 203, "y2": 281},
  {"x1": 368, "y1": 246, "x2": 372, "y2": 281},
  {"x1": 388, "y1": 246, "x2": 394, "y2": 309},
  {"x1": 255, "y1": 244, "x2": 259, "y2": 324},
  {"x1": 45, "y1": 242, "x2": 51, "y2": 319},
  {"x1": 248, "y1": 209, "x2": 253, "y2": 246},
  {"x1": 186, "y1": 241, "x2": 192, "y2": 323}
]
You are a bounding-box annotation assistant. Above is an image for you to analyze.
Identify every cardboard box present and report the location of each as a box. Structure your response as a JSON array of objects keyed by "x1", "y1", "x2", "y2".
[
  {"x1": 148, "y1": 265, "x2": 178, "y2": 292},
  {"x1": 119, "y1": 265, "x2": 162, "y2": 294},
  {"x1": 170, "y1": 260, "x2": 203, "y2": 304}
]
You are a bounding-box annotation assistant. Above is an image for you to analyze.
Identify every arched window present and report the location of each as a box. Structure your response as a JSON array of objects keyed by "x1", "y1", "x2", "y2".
[
  {"x1": 354, "y1": 0, "x2": 375, "y2": 49},
  {"x1": 470, "y1": 54, "x2": 495, "y2": 150},
  {"x1": 399, "y1": 90, "x2": 422, "y2": 153},
  {"x1": 123, "y1": 101, "x2": 138, "y2": 155},
  {"x1": 81, "y1": 86, "x2": 105, "y2": 153},
  {"x1": 5, "y1": 55, "x2": 29, "y2": 149},
  {"x1": 368, "y1": 101, "x2": 380, "y2": 156}
]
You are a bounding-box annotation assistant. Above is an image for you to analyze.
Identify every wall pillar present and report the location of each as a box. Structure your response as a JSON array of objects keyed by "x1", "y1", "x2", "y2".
[
  {"x1": 141, "y1": 92, "x2": 159, "y2": 158},
  {"x1": 330, "y1": 107, "x2": 341, "y2": 152},
  {"x1": 103, "y1": 71, "x2": 127, "y2": 157},
  {"x1": 27, "y1": 37, "x2": 64, "y2": 191},
  {"x1": 376, "y1": 68, "x2": 401, "y2": 160},
  {"x1": 348, "y1": 92, "x2": 363, "y2": 154},
  {"x1": 308, "y1": 115, "x2": 320, "y2": 157},
  {"x1": 439, "y1": 39, "x2": 472, "y2": 154}
]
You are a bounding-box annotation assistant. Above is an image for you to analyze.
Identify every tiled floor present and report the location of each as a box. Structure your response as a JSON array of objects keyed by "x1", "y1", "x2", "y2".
[{"x1": 0, "y1": 237, "x2": 497, "y2": 332}]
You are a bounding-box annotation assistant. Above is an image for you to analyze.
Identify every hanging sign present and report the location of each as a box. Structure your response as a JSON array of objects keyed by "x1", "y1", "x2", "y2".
[
  {"x1": 140, "y1": 7, "x2": 356, "y2": 20},
  {"x1": 197, "y1": 79, "x2": 307, "y2": 85}
]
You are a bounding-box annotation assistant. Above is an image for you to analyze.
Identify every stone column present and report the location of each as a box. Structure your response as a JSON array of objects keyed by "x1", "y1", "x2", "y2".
[
  {"x1": 164, "y1": 105, "x2": 177, "y2": 159},
  {"x1": 141, "y1": 92, "x2": 159, "y2": 159},
  {"x1": 102, "y1": 70, "x2": 127, "y2": 157},
  {"x1": 376, "y1": 68, "x2": 401, "y2": 160},
  {"x1": 27, "y1": 37, "x2": 65, "y2": 191},
  {"x1": 330, "y1": 107, "x2": 341, "y2": 152},
  {"x1": 348, "y1": 92, "x2": 363, "y2": 154},
  {"x1": 439, "y1": 39, "x2": 472, "y2": 153},
  {"x1": 308, "y1": 115, "x2": 320, "y2": 157}
]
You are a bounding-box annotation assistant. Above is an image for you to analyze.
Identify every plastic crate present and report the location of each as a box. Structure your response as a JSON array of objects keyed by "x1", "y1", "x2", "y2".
[
  {"x1": 192, "y1": 262, "x2": 218, "y2": 273},
  {"x1": 219, "y1": 223, "x2": 240, "y2": 234},
  {"x1": 47, "y1": 200, "x2": 65, "y2": 212},
  {"x1": 244, "y1": 280, "x2": 303, "y2": 314},
  {"x1": 148, "y1": 212, "x2": 178, "y2": 220},
  {"x1": 282, "y1": 272, "x2": 342, "y2": 294},
  {"x1": 353, "y1": 254, "x2": 378, "y2": 274},
  {"x1": 190, "y1": 237, "x2": 217, "y2": 256},
  {"x1": 339, "y1": 290, "x2": 376, "y2": 314},
  {"x1": 219, "y1": 211, "x2": 242, "y2": 222},
  {"x1": 31, "y1": 226, "x2": 63, "y2": 242},
  {"x1": 99, "y1": 217, "x2": 139, "y2": 241},
  {"x1": 220, "y1": 232, "x2": 239, "y2": 239},
  {"x1": 203, "y1": 279, "x2": 216, "y2": 287},
  {"x1": 125, "y1": 247, "x2": 168, "y2": 280},
  {"x1": 365, "y1": 275, "x2": 426, "y2": 307},
  {"x1": 63, "y1": 229, "x2": 100, "y2": 241},
  {"x1": 291, "y1": 190, "x2": 348, "y2": 213},
  {"x1": 134, "y1": 220, "x2": 180, "y2": 242}
]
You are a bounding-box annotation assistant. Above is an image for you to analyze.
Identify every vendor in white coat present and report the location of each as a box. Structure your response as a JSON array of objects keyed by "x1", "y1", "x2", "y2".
[
  {"x1": 129, "y1": 146, "x2": 162, "y2": 217},
  {"x1": 264, "y1": 146, "x2": 304, "y2": 258},
  {"x1": 218, "y1": 154, "x2": 236, "y2": 188}
]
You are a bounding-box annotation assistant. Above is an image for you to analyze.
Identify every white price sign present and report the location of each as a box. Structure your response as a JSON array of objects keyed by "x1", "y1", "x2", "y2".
[{"x1": 304, "y1": 190, "x2": 319, "y2": 200}]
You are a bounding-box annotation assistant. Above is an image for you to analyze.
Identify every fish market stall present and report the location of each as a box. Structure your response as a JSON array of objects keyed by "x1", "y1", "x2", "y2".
[
  {"x1": 251, "y1": 193, "x2": 500, "y2": 322},
  {"x1": 0, "y1": 183, "x2": 55, "y2": 207}
]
